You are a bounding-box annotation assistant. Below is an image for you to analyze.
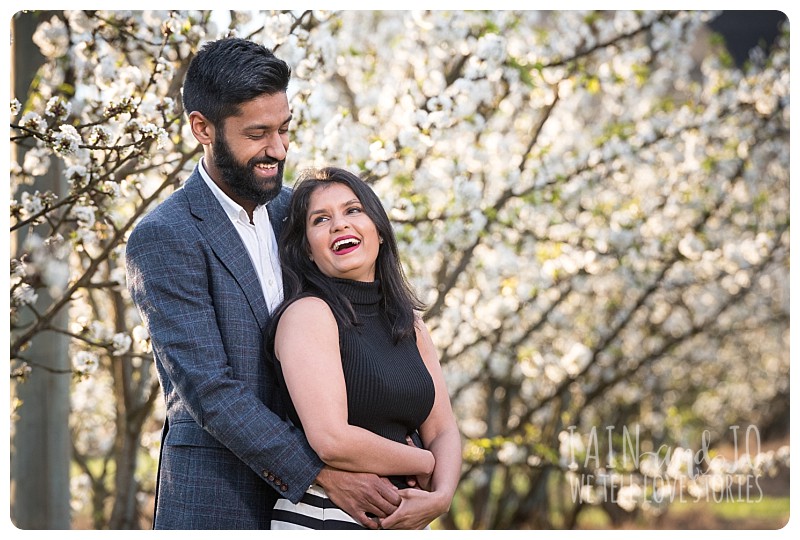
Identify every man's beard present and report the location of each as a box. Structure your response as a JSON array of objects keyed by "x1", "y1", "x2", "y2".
[{"x1": 212, "y1": 132, "x2": 284, "y2": 206}]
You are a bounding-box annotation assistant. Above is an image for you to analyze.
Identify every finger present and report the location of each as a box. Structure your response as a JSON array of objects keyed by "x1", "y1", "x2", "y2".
[
  {"x1": 375, "y1": 480, "x2": 402, "y2": 507},
  {"x1": 379, "y1": 514, "x2": 401, "y2": 530},
  {"x1": 355, "y1": 513, "x2": 380, "y2": 530},
  {"x1": 367, "y1": 493, "x2": 400, "y2": 518},
  {"x1": 363, "y1": 504, "x2": 390, "y2": 519}
]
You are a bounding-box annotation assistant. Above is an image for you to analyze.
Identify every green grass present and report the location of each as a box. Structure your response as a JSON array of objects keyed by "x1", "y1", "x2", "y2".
[
  {"x1": 670, "y1": 495, "x2": 790, "y2": 524},
  {"x1": 574, "y1": 496, "x2": 790, "y2": 530},
  {"x1": 575, "y1": 506, "x2": 613, "y2": 528}
]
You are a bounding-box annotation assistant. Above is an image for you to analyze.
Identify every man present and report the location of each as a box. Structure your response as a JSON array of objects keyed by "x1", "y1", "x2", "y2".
[{"x1": 126, "y1": 37, "x2": 402, "y2": 529}]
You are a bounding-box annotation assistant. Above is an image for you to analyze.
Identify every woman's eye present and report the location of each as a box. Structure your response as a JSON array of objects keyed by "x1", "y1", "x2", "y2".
[
  {"x1": 312, "y1": 216, "x2": 327, "y2": 225},
  {"x1": 347, "y1": 206, "x2": 362, "y2": 214}
]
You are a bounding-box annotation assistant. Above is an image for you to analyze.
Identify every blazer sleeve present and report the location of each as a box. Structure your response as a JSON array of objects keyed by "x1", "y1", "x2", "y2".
[{"x1": 126, "y1": 210, "x2": 323, "y2": 503}]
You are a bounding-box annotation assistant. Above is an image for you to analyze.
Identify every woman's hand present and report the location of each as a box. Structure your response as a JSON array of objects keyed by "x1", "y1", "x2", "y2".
[
  {"x1": 411, "y1": 469, "x2": 433, "y2": 492},
  {"x1": 403, "y1": 434, "x2": 432, "y2": 491},
  {"x1": 377, "y1": 488, "x2": 450, "y2": 530},
  {"x1": 316, "y1": 467, "x2": 401, "y2": 529}
]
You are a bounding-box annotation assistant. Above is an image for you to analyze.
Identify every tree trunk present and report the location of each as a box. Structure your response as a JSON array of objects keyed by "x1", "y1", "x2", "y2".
[
  {"x1": 108, "y1": 288, "x2": 142, "y2": 529},
  {"x1": 9, "y1": 11, "x2": 73, "y2": 530}
]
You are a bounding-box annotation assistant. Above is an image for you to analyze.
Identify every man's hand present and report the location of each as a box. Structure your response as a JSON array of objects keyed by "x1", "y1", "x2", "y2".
[
  {"x1": 378, "y1": 488, "x2": 449, "y2": 530},
  {"x1": 315, "y1": 467, "x2": 401, "y2": 529}
]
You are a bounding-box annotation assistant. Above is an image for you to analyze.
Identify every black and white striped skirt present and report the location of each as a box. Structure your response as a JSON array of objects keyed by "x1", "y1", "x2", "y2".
[{"x1": 271, "y1": 484, "x2": 366, "y2": 530}]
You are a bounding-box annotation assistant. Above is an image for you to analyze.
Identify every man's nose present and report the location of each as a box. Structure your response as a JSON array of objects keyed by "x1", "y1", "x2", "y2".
[{"x1": 264, "y1": 132, "x2": 287, "y2": 161}]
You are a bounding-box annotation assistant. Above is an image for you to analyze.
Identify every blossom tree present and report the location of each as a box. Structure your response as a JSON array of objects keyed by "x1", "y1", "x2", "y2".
[{"x1": 9, "y1": 10, "x2": 789, "y2": 529}]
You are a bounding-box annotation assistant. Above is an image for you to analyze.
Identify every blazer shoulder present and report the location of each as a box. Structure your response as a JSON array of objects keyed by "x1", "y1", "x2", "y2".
[
  {"x1": 128, "y1": 184, "x2": 193, "y2": 248},
  {"x1": 267, "y1": 185, "x2": 294, "y2": 235},
  {"x1": 270, "y1": 186, "x2": 292, "y2": 210},
  {"x1": 135, "y1": 172, "x2": 201, "y2": 226}
]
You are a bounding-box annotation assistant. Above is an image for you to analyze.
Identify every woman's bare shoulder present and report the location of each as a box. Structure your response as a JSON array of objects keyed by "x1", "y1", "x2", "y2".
[{"x1": 278, "y1": 296, "x2": 336, "y2": 328}]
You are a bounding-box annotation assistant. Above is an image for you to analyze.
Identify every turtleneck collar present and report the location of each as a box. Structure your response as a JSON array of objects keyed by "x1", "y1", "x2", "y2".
[{"x1": 330, "y1": 278, "x2": 381, "y2": 306}]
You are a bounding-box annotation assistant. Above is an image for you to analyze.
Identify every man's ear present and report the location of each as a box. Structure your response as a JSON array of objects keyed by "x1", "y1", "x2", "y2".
[{"x1": 189, "y1": 111, "x2": 215, "y2": 145}]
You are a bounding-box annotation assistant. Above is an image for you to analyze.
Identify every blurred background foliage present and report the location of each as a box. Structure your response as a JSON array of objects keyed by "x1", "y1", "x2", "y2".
[{"x1": 8, "y1": 10, "x2": 789, "y2": 529}]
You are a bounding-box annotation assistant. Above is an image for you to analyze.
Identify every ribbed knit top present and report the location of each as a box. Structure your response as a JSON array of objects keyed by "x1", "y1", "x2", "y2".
[{"x1": 274, "y1": 278, "x2": 435, "y2": 483}]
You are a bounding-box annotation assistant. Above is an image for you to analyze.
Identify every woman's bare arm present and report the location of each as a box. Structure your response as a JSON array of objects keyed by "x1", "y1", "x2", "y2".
[
  {"x1": 379, "y1": 317, "x2": 462, "y2": 529},
  {"x1": 275, "y1": 297, "x2": 434, "y2": 477}
]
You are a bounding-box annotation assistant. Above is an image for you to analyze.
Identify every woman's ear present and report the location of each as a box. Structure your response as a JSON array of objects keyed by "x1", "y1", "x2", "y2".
[{"x1": 189, "y1": 111, "x2": 215, "y2": 145}]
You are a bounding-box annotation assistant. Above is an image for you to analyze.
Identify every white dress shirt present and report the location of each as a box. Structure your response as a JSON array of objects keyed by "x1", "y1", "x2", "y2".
[{"x1": 198, "y1": 158, "x2": 284, "y2": 312}]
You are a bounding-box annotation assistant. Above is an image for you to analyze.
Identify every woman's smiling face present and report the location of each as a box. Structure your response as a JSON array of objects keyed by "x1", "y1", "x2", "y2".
[{"x1": 305, "y1": 182, "x2": 380, "y2": 282}]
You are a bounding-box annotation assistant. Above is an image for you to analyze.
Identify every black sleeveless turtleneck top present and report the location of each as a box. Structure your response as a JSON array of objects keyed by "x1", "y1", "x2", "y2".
[{"x1": 273, "y1": 278, "x2": 436, "y2": 482}]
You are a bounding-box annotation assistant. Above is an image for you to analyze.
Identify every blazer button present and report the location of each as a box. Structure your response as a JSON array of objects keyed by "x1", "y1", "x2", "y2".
[
  {"x1": 280, "y1": 484, "x2": 288, "y2": 492},
  {"x1": 268, "y1": 473, "x2": 276, "y2": 482},
  {"x1": 261, "y1": 470, "x2": 270, "y2": 478}
]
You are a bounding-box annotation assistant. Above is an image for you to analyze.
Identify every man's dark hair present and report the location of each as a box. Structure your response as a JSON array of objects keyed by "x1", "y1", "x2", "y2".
[
  {"x1": 275, "y1": 167, "x2": 426, "y2": 343},
  {"x1": 182, "y1": 37, "x2": 291, "y2": 125}
]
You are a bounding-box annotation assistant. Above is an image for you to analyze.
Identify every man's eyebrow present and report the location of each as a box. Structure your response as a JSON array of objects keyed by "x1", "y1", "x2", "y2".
[{"x1": 242, "y1": 114, "x2": 293, "y2": 131}]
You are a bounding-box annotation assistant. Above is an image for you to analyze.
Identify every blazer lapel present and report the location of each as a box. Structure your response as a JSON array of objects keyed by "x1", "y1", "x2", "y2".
[{"x1": 184, "y1": 170, "x2": 271, "y2": 332}]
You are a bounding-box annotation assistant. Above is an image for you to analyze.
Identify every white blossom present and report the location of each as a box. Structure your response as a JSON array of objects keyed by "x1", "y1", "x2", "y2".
[
  {"x1": 139, "y1": 122, "x2": 169, "y2": 149},
  {"x1": 20, "y1": 191, "x2": 45, "y2": 215},
  {"x1": 32, "y1": 16, "x2": 69, "y2": 58},
  {"x1": 89, "y1": 321, "x2": 112, "y2": 343},
  {"x1": 111, "y1": 333, "x2": 132, "y2": 356},
  {"x1": 616, "y1": 484, "x2": 643, "y2": 512},
  {"x1": 22, "y1": 146, "x2": 52, "y2": 177},
  {"x1": 475, "y1": 33, "x2": 507, "y2": 64},
  {"x1": 70, "y1": 205, "x2": 95, "y2": 227},
  {"x1": 45, "y1": 96, "x2": 72, "y2": 119},
  {"x1": 74, "y1": 351, "x2": 99, "y2": 375},
  {"x1": 132, "y1": 325, "x2": 149, "y2": 343},
  {"x1": 497, "y1": 441, "x2": 526, "y2": 465},
  {"x1": 561, "y1": 342, "x2": 592, "y2": 377},
  {"x1": 8, "y1": 10, "x2": 789, "y2": 524},
  {"x1": 89, "y1": 126, "x2": 111, "y2": 146},
  {"x1": 52, "y1": 124, "x2": 82, "y2": 156},
  {"x1": 12, "y1": 283, "x2": 38, "y2": 307},
  {"x1": 20, "y1": 111, "x2": 47, "y2": 133},
  {"x1": 678, "y1": 233, "x2": 705, "y2": 261},
  {"x1": 65, "y1": 165, "x2": 89, "y2": 187}
]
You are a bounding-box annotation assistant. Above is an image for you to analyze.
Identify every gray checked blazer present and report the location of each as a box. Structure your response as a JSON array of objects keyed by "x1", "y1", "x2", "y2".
[{"x1": 126, "y1": 167, "x2": 323, "y2": 529}]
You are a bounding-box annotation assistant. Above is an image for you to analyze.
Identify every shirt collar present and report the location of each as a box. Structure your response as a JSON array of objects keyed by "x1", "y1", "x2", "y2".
[{"x1": 198, "y1": 157, "x2": 265, "y2": 223}]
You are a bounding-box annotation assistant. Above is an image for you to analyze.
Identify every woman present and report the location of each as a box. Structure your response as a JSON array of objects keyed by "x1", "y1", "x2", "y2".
[{"x1": 268, "y1": 167, "x2": 461, "y2": 529}]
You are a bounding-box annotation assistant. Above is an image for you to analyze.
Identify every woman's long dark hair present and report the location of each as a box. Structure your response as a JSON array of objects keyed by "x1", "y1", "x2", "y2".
[{"x1": 275, "y1": 167, "x2": 425, "y2": 342}]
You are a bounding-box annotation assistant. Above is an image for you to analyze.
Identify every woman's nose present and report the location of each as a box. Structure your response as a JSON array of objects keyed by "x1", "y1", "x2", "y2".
[{"x1": 330, "y1": 215, "x2": 350, "y2": 231}]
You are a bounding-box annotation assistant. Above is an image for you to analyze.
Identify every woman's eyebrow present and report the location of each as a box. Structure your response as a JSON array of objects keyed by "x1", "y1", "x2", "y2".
[{"x1": 307, "y1": 198, "x2": 361, "y2": 220}]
